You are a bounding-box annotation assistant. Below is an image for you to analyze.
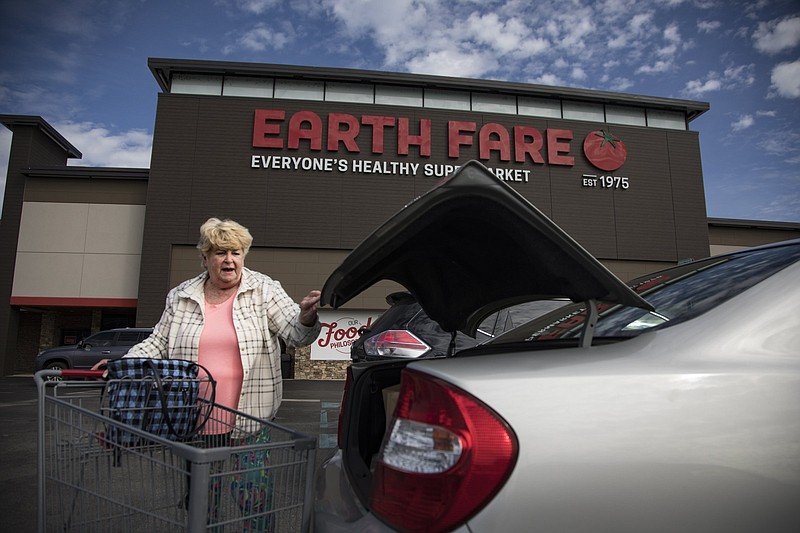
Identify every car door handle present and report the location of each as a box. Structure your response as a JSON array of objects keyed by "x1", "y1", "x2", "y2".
[{"x1": 101, "y1": 350, "x2": 112, "y2": 354}]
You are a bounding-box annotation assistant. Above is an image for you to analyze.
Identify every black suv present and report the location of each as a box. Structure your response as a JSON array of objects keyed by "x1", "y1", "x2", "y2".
[{"x1": 35, "y1": 327, "x2": 154, "y2": 372}]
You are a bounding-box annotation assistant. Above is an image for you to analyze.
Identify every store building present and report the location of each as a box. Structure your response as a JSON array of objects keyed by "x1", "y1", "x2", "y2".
[{"x1": 2, "y1": 58, "x2": 798, "y2": 377}]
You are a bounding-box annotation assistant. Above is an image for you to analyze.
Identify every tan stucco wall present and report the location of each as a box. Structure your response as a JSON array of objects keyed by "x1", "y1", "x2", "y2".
[{"x1": 12, "y1": 202, "x2": 145, "y2": 298}]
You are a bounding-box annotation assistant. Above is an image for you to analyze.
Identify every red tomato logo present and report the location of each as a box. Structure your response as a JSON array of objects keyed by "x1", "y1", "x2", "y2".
[{"x1": 583, "y1": 130, "x2": 627, "y2": 171}]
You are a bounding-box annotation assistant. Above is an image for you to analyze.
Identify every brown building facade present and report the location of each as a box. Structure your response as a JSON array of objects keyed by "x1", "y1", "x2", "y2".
[{"x1": 1, "y1": 58, "x2": 798, "y2": 376}]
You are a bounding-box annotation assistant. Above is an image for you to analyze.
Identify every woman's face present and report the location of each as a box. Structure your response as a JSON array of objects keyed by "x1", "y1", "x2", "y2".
[{"x1": 204, "y1": 248, "x2": 244, "y2": 288}]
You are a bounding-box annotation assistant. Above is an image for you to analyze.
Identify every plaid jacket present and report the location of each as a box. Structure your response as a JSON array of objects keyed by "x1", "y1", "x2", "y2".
[{"x1": 126, "y1": 267, "x2": 321, "y2": 422}]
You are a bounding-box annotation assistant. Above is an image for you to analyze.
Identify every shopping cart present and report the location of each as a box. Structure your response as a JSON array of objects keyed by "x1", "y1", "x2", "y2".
[{"x1": 35, "y1": 369, "x2": 316, "y2": 532}]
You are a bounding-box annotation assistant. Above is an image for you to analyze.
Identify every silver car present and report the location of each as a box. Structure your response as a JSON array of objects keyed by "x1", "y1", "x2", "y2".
[{"x1": 314, "y1": 161, "x2": 800, "y2": 533}]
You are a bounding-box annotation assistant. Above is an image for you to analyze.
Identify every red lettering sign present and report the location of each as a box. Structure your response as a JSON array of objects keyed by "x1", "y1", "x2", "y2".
[
  {"x1": 361, "y1": 115, "x2": 396, "y2": 154},
  {"x1": 398, "y1": 118, "x2": 431, "y2": 156},
  {"x1": 252, "y1": 109, "x2": 591, "y2": 168},
  {"x1": 448, "y1": 121, "x2": 475, "y2": 158},
  {"x1": 513, "y1": 126, "x2": 545, "y2": 164},
  {"x1": 479, "y1": 123, "x2": 511, "y2": 161},
  {"x1": 328, "y1": 113, "x2": 360, "y2": 152},
  {"x1": 317, "y1": 317, "x2": 373, "y2": 348},
  {"x1": 546, "y1": 129, "x2": 575, "y2": 166},
  {"x1": 252, "y1": 109, "x2": 285, "y2": 149},
  {"x1": 288, "y1": 111, "x2": 323, "y2": 151}
]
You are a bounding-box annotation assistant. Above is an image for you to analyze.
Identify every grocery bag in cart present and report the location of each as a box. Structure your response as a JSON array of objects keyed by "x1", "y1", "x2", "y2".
[
  {"x1": 103, "y1": 358, "x2": 215, "y2": 445},
  {"x1": 36, "y1": 368, "x2": 317, "y2": 532}
]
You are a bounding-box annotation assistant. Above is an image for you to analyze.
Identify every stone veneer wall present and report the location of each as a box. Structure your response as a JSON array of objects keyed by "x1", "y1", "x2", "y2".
[{"x1": 292, "y1": 345, "x2": 348, "y2": 380}]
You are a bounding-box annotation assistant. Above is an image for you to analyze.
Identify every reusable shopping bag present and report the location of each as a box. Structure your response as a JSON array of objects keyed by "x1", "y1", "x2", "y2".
[{"x1": 104, "y1": 358, "x2": 215, "y2": 444}]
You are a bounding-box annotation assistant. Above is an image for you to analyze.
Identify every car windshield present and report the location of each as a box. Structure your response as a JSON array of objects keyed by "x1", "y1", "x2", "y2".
[
  {"x1": 475, "y1": 299, "x2": 571, "y2": 340},
  {"x1": 491, "y1": 242, "x2": 800, "y2": 344}
]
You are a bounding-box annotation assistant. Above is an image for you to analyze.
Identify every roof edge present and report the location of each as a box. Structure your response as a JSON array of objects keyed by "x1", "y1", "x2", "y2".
[
  {"x1": 147, "y1": 57, "x2": 710, "y2": 121},
  {"x1": 0, "y1": 115, "x2": 82, "y2": 159},
  {"x1": 708, "y1": 217, "x2": 800, "y2": 230},
  {"x1": 22, "y1": 166, "x2": 149, "y2": 180}
]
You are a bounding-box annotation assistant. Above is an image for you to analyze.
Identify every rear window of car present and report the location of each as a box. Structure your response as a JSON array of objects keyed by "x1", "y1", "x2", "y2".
[
  {"x1": 86, "y1": 331, "x2": 115, "y2": 347},
  {"x1": 495, "y1": 242, "x2": 800, "y2": 343},
  {"x1": 117, "y1": 331, "x2": 143, "y2": 346}
]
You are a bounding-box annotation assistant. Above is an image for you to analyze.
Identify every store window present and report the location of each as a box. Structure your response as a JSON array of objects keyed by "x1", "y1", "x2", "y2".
[
  {"x1": 647, "y1": 109, "x2": 686, "y2": 130},
  {"x1": 275, "y1": 79, "x2": 324, "y2": 101},
  {"x1": 423, "y1": 88, "x2": 470, "y2": 110},
  {"x1": 171, "y1": 74, "x2": 222, "y2": 95},
  {"x1": 223, "y1": 76, "x2": 274, "y2": 98},
  {"x1": 472, "y1": 92, "x2": 517, "y2": 114},
  {"x1": 518, "y1": 96, "x2": 561, "y2": 118},
  {"x1": 326, "y1": 82, "x2": 374, "y2": 103},
  {"x1": 376, "y1": 85, "x2": 423, "y2": 107},
  {"x1": 606, "y1": 105, "x2": 646, "y2": 126},
  {"x1": 563, "y1": 100, "x2": 605, "y2": 122}
]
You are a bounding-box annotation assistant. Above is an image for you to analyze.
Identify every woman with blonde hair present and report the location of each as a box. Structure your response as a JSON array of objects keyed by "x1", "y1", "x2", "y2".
[{"x1": 125, "y1": 217, "x2": 321, "y2": 430}]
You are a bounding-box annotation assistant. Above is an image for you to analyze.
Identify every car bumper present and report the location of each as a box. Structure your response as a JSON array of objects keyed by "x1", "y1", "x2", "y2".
[
  {"x1": 314, "y1": 450, "x2": 472, "y2": 533},
  {"x1": 313, "y1": 450, "x2": 390, "y2": 533}
]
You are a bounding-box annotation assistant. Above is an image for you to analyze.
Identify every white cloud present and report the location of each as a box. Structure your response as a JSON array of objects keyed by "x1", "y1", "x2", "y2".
[
  {"x1": 770, "y1": 60, "x2": 800, "y2": 98},
  {"x1": 571, "y1": 66, "x2": 587, "y2": 81},
  {"x1": 663, "y1": 22, "x2": 681, "y2": 44},
  {"x1": 314, "y1": 0, "x2": 704, "y2": 94},
  {"x1": 612, "y1": 78, "x2": 634, "y2": 91},
  {"x1": 757, "y1": 129, "x2": 800, "y2": 157},
  {"x1": 697, "y1": 20, "x2": 721, "y2": 33},
  {"x1": 530, "y1": 73, "x2": 565, "y2": 86},
  {"x1": 758, "y1": 193, "x2": 800, "y2": 220},
  {"x1": 723, "y1": 64, "x2": 756, "y2": 87},
  {"x1": 464, "y1": 12, "x2": 531, "y2": 55},
  {"x1": 225, "y1": 23, "x2": 291, "y2": 53},
  {"x1": 684, "y1": 77, "x2": 722, "y2": 95},
  {"x1": 753, "y1": 15, "x2": 800, "y2": 54},
  {"x1": 56, "y1": 123, "x2": 152, "y2": 168},
  {"x1": 0, "y1": 124, "x2": 147, "y2": 210},
  {"x1": 554, "y1": 11, "x2": 595, "y2": 52},
  {"x1": 731, "y1": 114, "x2": 754, "y2": 131},
  {"x1": 637, "y1": 60, "x2": 673, "y2": 74},
  {"x1": 682, "y1": 63, "x2": 755, "y2": 96},
  {"x1": 221, "y1": 0, "x2": 280, "y2": 15},
  {"x1": 406, "y1": 49, "x2": 495, "y2": 78}
]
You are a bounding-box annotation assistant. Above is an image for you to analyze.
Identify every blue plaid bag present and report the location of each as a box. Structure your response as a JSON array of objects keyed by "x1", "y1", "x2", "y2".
[{"x1": 105, "y1": 358, "x2": 215, "y2": 444}]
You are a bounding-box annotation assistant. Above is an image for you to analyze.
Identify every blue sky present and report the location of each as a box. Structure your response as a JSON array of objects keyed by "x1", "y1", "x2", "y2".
[{"x1": 1, "y1": 0, "x2": 798, "y2": 222}]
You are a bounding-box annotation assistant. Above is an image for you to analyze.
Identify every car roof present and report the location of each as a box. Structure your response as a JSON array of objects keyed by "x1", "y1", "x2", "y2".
[{"x1": 321, "y1": 160, "x2": 652, "y2": 336}]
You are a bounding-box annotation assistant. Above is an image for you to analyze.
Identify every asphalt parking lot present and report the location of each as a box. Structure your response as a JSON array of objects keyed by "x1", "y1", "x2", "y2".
[{"x1": 0, "y1": 374, "x2": 344, "y2": 531}]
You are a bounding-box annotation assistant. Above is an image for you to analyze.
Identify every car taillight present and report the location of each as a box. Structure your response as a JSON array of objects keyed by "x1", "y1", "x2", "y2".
[
  {"x1": 364, "y1": 330, "x2": 431, "y2": 358},
  {"x1": 371, "y1": 368, "x2": 518, "y2": 532}
]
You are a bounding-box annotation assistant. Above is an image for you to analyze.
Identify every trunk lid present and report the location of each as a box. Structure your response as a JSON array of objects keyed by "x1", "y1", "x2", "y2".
[{"x1": 322, "y1": 160, "x2": 651, "y2": 336}]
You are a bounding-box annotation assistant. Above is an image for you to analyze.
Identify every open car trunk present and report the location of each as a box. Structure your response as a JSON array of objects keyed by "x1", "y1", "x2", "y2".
[
  {"x1": 337, "y1": 360, "x2": 409, "y2": 504},
  {"x1": 321, "y1": 160, "x2": 653, "y2": 510}
]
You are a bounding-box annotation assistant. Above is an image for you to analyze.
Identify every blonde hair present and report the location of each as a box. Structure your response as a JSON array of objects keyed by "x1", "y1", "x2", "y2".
[{"x1": 197, "y1": 217, "x2": 253, "y2": 257}]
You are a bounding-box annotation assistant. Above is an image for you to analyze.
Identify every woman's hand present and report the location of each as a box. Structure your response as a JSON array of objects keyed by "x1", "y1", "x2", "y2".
[
  {"x1": 91, "y1": 358, "x2": 110, "y2": 379},
  {"x1": 299, "y1": 290, "x2": 322, "y2": 327}
]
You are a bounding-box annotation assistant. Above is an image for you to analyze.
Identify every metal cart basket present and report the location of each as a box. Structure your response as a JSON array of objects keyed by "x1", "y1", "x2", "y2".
[{"x1": 35, "y1": 369, "x2": 316, "y2": 532}]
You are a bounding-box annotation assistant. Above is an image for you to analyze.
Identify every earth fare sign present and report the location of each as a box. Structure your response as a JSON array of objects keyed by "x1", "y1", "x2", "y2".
[{"x1": 251, "y1": 109, "x2": 631, "y2": 190}]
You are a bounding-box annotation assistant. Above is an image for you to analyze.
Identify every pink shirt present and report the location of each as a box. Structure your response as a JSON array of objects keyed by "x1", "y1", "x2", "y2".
[{"x1": 198, "y1": 293, "x2": 243, "y2": 434}]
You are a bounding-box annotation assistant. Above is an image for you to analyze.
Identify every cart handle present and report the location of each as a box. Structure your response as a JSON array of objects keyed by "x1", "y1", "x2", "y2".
[
  {"x1": 36, "y1": 368, "x2": 106, "y2": 380},
  {"x1": 63, "y1": 369, "x2": 106, "y2": 379}
]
